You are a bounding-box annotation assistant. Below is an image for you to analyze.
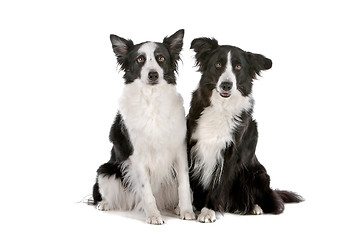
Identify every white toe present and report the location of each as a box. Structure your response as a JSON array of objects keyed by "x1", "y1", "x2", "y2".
[
  {"x1": 146, "y1": 215, "x2": 165, "y2": 225},
  {"x1": 198, "y1": 207, "x2": 216, "y2": 223},
  {"x1": 253, "y1": 204, "x2": 263, "y2": 215}
]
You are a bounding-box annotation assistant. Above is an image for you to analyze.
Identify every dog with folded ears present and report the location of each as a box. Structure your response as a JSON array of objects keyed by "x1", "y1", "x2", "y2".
[{"x1": 187, "y1": 37, "x2": 304, "y2": 223}]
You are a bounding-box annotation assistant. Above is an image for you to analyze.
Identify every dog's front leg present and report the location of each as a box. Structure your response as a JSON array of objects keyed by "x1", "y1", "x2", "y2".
[
  {"x1": 197, "y1": 189, "x2": 219, "y2": 223},
  {"x1": 175, "y1": 145, "x2": 196, "y2": 220},
  {"x1": 132, "y1": 160, "x2": 164, "y2": 225}
]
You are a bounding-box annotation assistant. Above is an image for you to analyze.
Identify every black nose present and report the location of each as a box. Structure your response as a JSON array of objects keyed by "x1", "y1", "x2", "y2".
[
  {"x1": 220, "y1": 81, "x2": 233, "y2": 91},
  {"x1": 148, "y1": 71, "x2": 159, "y2": 81}
]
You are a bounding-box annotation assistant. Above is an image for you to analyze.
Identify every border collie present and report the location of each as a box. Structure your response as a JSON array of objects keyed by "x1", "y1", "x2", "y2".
[
  {"x1": 92, "y1": 29, "x2": 195, "y2": 224},
  {"x1": 187, "y1": 37, "x2": 303, "y2": 223}
]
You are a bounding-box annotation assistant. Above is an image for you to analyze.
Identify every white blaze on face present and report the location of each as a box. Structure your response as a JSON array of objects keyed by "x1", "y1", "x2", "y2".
[
  {"x1": 138, "y1": 42, "x2": 164, "y2": 84},
  {"x1": 216, "y1": 51, "x2": 236, "y2": 95}
]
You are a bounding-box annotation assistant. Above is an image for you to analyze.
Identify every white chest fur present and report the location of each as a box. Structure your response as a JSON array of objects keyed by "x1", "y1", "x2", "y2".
[
  {"x1": 119, "y1": 81, "x2": 186, "y2": 187},
  {"x1": 191, "y1": 89, "x2": 253, "y2": 189}
]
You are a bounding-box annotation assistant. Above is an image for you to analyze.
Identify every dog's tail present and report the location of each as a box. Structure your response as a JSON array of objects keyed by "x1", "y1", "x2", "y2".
[
  {"x1": 275, "y1": 190, "x2": 304, "y2": 203},
  {"x1": 91, "y1": 182, "x2": 102, "y2": 205},
  {"x1": 75, "y1": 183, "x2": 102, "y2": 206},
  {"x1": 261, "y1": 189, "x2": 303, "y2": 214},
  {"x1": 76, "y1": 194, "x2": 96, "y2": 206}
]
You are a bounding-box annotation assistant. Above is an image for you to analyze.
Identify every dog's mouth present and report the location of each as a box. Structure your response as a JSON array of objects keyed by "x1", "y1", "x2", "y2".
[
  {"x1": 147, "y1": 80, "x2": 159, "y2": 85},
  {"x1": 219, "y1": 91, "x2": 231, "y2": 98}
]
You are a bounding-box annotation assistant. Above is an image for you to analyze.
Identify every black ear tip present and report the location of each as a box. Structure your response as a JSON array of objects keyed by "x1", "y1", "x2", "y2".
[
  {"x1": 264, "y1": 58, "x2": 272, "y2": 70},
  {"x1": 171, "y1": 29, "x2": 184, "y2": 38},
  {"x1": 190, "y1": 39, "x2": 196, "y2": 49},
  {"x1": 110, "y1": 34, "x2": 121, "y2": 44},
  {"x1": 190, "y1": 38, "x2": 202, "y2": 49},
  {"x1": 164, "y1": 29, "x2": 185, "y2": 45},
  {"x1": 176, "y1": 29, "x2": 185, "y2": 39},
  {"x1": 190, "y1": 37, "x2": 219, "y2": 49}
]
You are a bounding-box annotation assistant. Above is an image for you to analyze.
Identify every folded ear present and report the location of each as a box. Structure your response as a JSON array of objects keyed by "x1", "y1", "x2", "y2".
[
  {"x1": 247, "y1": 52, "x2": 272, "y2": 77},
  {"x1": 110, "y1": 34, "x2": 134, "y2": 66},
  {"x1": 190, "y1": 37, "x2": 219, "y2": 72},
  {"x1": 163, "y1": 29, "x2": 184, "y2": 63}
]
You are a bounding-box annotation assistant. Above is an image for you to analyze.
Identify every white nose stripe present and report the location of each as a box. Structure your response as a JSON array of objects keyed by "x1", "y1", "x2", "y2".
[
  {"x1": 217, "y1": 52, "x2": 236, "y2": 92},
  {"x1": 138, "y1": 42, "x2": 164, "y2": 82}
]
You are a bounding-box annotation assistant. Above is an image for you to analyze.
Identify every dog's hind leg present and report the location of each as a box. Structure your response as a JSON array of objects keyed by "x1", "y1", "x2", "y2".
[
  {"x1": 252, "y1": 168, "x2": 285, "y2": 214},
  {"x1": 96, "y1": 174, "x2": 123, "y2": 211},
  {"x1": 96, "y1": 173, "x2": 138, "y2": 211},
  {"x1": 95, "y1": 161, "x2": 138, "y2": 211}
]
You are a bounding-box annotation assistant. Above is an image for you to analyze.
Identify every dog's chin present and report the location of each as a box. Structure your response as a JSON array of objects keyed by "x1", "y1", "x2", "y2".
[
  {"x1": 219, "y1": 92, "x2": 231, "y2": 98},
  {"x1": 147, "y1": 80, "x2": 159, "y2": 85}
]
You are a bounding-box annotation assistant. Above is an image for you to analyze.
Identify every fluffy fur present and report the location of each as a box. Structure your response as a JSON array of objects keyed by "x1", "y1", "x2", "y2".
[
  {"x1": 92, "y1": 29, "x2": 195, "y2": 224},
  {"x1": 187, "y1": 37, "x2": 303, "y2": 223}
]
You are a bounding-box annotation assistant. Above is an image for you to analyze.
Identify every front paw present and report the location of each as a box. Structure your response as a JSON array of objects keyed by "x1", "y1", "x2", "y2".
[
  {"x1": 252, "y1": 204, "x2": 263, "y2": 215},
  {"x1": 180, "y1": 210, "x2": 196, "y2": 220},
  {"x1": 146, "y1": 215, "x2": 165, "y2": 225},
  {"x1": 198, "y1": 207, "x2": 216, "y2": 223}
]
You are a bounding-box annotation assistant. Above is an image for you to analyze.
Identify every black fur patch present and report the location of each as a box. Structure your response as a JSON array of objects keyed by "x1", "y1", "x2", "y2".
[
  {"x1": 187, "y1": 37, "x2": 303, "y2": 214},
  {"x1": 92, "y1": 113, "x2": 133, "y2": 205},
  {"x1": 92, "y1": 30, "x2": 185, "y2": 206}
]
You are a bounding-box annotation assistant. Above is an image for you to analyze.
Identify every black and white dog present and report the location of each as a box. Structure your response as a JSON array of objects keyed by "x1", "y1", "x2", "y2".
[
  {"x1": 187, "y1": 37, "x2": 303, "y2": 223},
  {"x1": 92, "y1": 29, "x2": 195, "y2": 224}
]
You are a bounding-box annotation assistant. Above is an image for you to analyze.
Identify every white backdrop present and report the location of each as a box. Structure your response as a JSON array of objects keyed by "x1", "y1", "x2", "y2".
[{"x1": 1, "y1": 0, "x2": 359, "y2": 239}]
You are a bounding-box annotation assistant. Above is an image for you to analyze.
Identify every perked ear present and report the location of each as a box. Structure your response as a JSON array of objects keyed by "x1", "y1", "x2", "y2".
[
  {"x1": 110, "y1": 34, "x2": 134, "y2": 66},
  {"x1": 190, "y1": 37, "x2": 219, "y2": 72},
  {"x1": 247, "y1": 52, "x2": 272, "y2": 77},
  {"x1": 163, "y1": 29, "x2": 184, "y2": 62}
]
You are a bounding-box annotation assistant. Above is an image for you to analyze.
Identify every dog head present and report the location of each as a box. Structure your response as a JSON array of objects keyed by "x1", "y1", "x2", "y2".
[
  {"x1": 191, "y1": 37, "x2": 272, "y2": 98},
  {"x1": 110, "y1": 29, "x2": 184, "y2": 85}
]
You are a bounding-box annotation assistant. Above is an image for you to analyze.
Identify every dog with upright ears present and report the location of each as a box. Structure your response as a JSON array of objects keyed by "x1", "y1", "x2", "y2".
[
  {"x1": 187, "y1": 37, "x2": 303, "y2": 223},
  {"x1": 92, "y1": 29, "x2": 195, "y2": 224}
]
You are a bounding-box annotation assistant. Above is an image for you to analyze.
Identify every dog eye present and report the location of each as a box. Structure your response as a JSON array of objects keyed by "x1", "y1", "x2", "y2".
[
  {"x1": 235, "y1": 64, "x2": 242, "y2": 70},
  {"x1": 157, "y1": 56, "x2": 165, "y2": 62},
  {"x1": 136, "y1": 56, "x2": 145, "y2": 63},
  {"x1": 215, "y1": 62, "x2": 222, "y2": 68}
]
